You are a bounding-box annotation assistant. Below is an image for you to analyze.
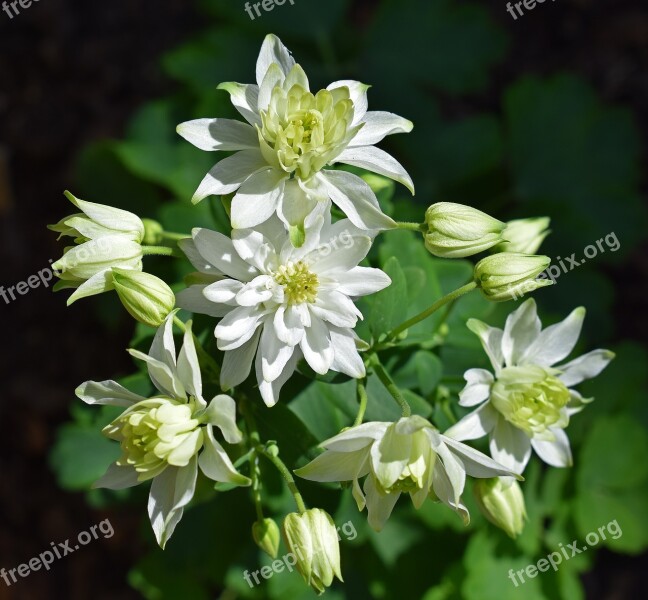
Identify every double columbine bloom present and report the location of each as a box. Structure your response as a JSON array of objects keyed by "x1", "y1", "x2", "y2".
[
  {"x1": 49, "y1": 191, "x2": 144, "y2": 304},
  {"x1": 296, "y1": 415, "x2": 518, "y2": 531},
  {"x1": 77, "y1": 315, "x2": 250, "y2": 547},
  {"x1": 177, "y1": 215, "x2": 390, "y2": 406},
  {"x1": 177, "y1": 34, "x2": 413, "y2": 233},
  {"x1": 446, "y1": 298, "x2": 614, "y2": 473}
]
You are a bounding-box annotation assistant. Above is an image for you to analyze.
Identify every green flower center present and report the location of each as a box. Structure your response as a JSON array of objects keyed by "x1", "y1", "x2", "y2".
[
  {"x1": 491, "y1": 366, "x2": 570, "y2": 436},
  {"x1": 259, "y1": 84, "x2": 356, "y2": 180},
  {"x1": 104, "y1": 397, "x2": 204, "y2": 481},
  {"x1": 274, "y1": 261, "x2": 319, "y2": 304}
]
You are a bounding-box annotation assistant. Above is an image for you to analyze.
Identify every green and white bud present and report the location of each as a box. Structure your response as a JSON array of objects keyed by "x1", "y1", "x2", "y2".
[
  {"x1": 252, "y1": 518, "x2": 281, "y2": 559},
  {"x1": 141, "y1": 218, "x2": 164, "y2": 246},
  {"x1": 103, "y1": 397, "x2": 205, "y2": 482},
  {"x1": 49, "y1": 191, "x2": 145, "y2": 304},
  {"x1": 474, "y1": 477, "x2": 526, "y2": 538},
  {"x1": 474, "y1": 253, "x2": 552, "y2": 302},
  {"x1": 112, "y1": 268, "x2": 176, "y2": 327},
  {"x1": 490, "y1": 365, "x2": 570, "y2": 439},
  {"x1": 424, "y1": 202, "x2": 506, "y2": 258},
  {"x1": 282, "y1": 509, "x2": 343, "y2": 595},
  {"x1": 494, "y1": 217, "x2": 551, "y2": 255}
]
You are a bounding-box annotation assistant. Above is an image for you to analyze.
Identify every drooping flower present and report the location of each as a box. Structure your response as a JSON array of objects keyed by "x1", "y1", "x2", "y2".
[
  {"x1": 176, "y1": 215, "x2": 391, "y2": 406},
  {"x1": 176, "y1": 34, "x2": 414, "y2": 233},
  {"x1": 424, "y1": 202, "x2": 506, "y2": 258},
  {"x1": 445, "y1": 298, "x2": 614, "y2": 473},
  {"x1": 76, "y1": 315, "x2": 250, "y2": 548},
  {"x1": 295, "y1": 416, "x2": 518, "y2": 531},
  {"x1": 49, "y1": 191, "x2": 144, "y2": 304},
  {"x1": 282, "y1": 509, "x2": 343, "y2": 594}
]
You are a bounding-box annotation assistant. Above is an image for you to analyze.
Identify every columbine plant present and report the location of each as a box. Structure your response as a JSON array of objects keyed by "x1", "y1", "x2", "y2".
[{"x1": 48, "y1": 32, "x2": 617, "y2": 592}]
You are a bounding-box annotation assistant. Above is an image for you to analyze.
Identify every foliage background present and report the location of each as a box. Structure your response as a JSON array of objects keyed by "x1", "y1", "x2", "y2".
[{"x1": 1, "y1": 0, "x2": 647, "y2": 598}]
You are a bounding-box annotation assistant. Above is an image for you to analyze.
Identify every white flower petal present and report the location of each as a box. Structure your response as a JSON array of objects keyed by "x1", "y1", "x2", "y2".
[
  {"x1": 177, "y1": 285, "x2": 233, "y2": 318},
  {"x1": 176, "y1": 322, "x2": 202, "y2": 401},
  {"x1": 332, "y1": 267, "x2": 391, "y2": 297},
  {"x1": 350, "y1": 111, "x2": 413, "y2": 147},
  {"x1": 466, "y1": 319, "x2": 505, "y2": 373},
  {"x1": 149, "y1": 315, "x2": 177, "y2": 369},
  {"x1": 556, "y1": 349, "x2": 615, "y2": 387},
  {"x1": 335, "y1": 146, "x2": 415, "y2": 194},
  {"x1": 432, "y1": 463, "x2": 470, "y2": 525},
  {"x1": 260, "y1": 323, "x2": 296, "y2": 382},
  {"x1": 220, "y1": 328, "x2": 261, "y2": 390},
  {"x1": 273, "y1": 305, "x2": 305, "y2": 346},
  {"x1": 364, "y1": 475, "x2": 400, "y2": 532},
  {"x1": 258, "y1": 62, "x2": 285, "y2": 112},
  {"x1": 310, "y1": 234, "x2": 372, "y2": 275},
  {"x1": 203, "y1": 395, "x2": 243, "y2": 444},
  {"x1": 236, "y1": 275, "x2": 275, "y2": 306},
  {"x1": 217, "y1": 82, "x2": 261, "y2": 126},
  {"x1": 295, "y1": 449, "x2": 370, "y2": 482},
  {"x1": 329, "y1": 326, "x2": 366, "y2": 379},
  {"x1": 215, "y1": 306, "x2": 266, "y2": 350},
  {"x1": 311, "y1": 291, "x2": 361, "y2": 328},
  {"x1": 459, "y1": 368, "x2": 494, "y2": 407},
  {"x1": 192, "y1": 150, "x2": 268, "y2": 203},
  {"x1": 67, "y1": 269, "x2": 116, "y2": 305},
  {"x1": 322, "y1": 422, "x2": 388, "y2": 452},
  {"x1": 434, "y1": 441, "x2": 466, "y2": 502},
  {"x1": 66, "y1": 193, "x2": 144, "y2": 240},
  {"x1": 92, "y1": 463, "x2": 140, "y2": 490},
  {"x1": 256, "y1": 34, "x2": 296, "y2": 87},
  {"x1": 176, "y1": 118, "x2": 258, "y2": 151},
  {"x1": 444, "y1": 402, "x2": 498, "y2": 441},
  {"x1": 148, "y1": 459, "x2": 197, "y2": 548},
  {"x1": 256, "y1": 346, "x2": 300, "y2": 407},
  {"x1": 178, "y1": 238, "x2": 221, "y2": 275},
  {"x1": 128, "y1": 349, "x2": 185, "y2": 400},
  {"x1": 489, "y1": 417, "x2": 532, "y2": 474},
  {"x1": 531, "y1": 428, "x2": 573, "y2": 467},
  {"x1": 203, "y1": 279, "x2": 245, "y2": 305},
  {"x1": 327, "y1": 80, "x2": 370, "y2": 125},
  {"x1": 300, "y1": 315, "x2": 334, "y2": 375},
  {"x1": 199, "y1": 426, "x2": 251, "y2": 486},
  {"x1": 502, "y1": 298, "x2": 541, "y2": 367},
  {"x1": 230, "y1": 169, "x2": 287, "y2": 229},
  {"x1": 317, "y1": 170, "x2": 396, "y2": 231},
  {"x1": 523, "y1": 307, "x2": 586, "y2": 367},
  {"x1": 193, "y1": 229, "x2": 256, "y2": 281},
  {"x1": 441, "y1": 432, "x2": 519, "y2": 478},
  {"x1": 76, "y1": 380, "x2": 146, "y2": 408}
]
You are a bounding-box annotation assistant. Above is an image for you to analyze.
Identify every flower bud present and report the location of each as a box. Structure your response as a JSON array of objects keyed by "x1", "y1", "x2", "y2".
[
  {"x1": 474, "y1": 253, "x2": 552, "y2": 302},
  {"x1": 424, "y1": 202, "x2": 506, "y2": 258},
  {"x1": 282, "y1": 509, "x2": 343, "y2": 594},
  {"x1": 141, "y1": 218, "x2": 164, "y2": 246},
  {"x1": 474, "y1": 477, "x2": 527, "y2": 538},
  {"x1": 494, "y1": 217, "x2": 551, "y2": 254},
  {"x1": 112, "y1": 268, "x2": 176, "y2": 327},
  {"x1": 252, "y1": 518, "x2": 281, "y2": 559}
]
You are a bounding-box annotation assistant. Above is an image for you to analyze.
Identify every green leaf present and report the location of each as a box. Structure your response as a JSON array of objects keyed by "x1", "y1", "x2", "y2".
[{"x1": 368, "y1": 256, "x2": 408, "y2": 338}]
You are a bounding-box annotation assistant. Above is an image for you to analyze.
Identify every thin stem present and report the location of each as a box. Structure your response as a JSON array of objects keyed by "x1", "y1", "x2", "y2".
[
  {"x1": 441, "y1": 398, "x2": 457, "y2": 425},
  {"x1": 396, "y1": 221, "x2": 425, "y2": 232},
  {"x1": 160, "y1": 231, "x2": 189, "y2": 241},
  {"x1": 142, "y1": 245, "x2": 183, "y2": 258},
  {"x1": 257, "y1": 446, "x2": 307, "y2": 514},
  {"x1": 371, "y1": 356, "x2": 411, "y2": 417},
  {"x1": 384, "y1": 281, "x2": 478, "y2": 344},
  {"x1": 354, "y1": 378, "x2": 368, "y2": 427}
]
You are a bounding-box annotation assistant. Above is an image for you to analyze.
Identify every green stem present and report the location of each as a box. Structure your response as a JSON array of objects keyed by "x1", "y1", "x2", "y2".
[
  {"x1": 384, "y1": 281, "x2": 478, "y2": 344},
  {"x1": 396, "y1": 221, "x2": 425, "y2": 232},
  {"x1": 173, "y1": 316, "x2": 221, "y2": 380},
  {"x1": 371, "y1": 356, "x2": 411, "y2": 417},
  {"x1": 142, "y1": 245, "x2": 183, "y2": 258},
  {"x1": 257, "y1": 446, "x2": 307, "y2": 514},
  {"x1": 354, "y1": 378, "x2": 368, "y2": 427},
  {"x1": 160, "y1": 231, "x2": 189, "y2": 241}
]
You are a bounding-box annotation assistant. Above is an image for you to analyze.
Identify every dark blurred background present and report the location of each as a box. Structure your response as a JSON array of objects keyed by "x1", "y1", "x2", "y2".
[{"x1": 1, "y1": 0, "x2": 647, "y2": 598}]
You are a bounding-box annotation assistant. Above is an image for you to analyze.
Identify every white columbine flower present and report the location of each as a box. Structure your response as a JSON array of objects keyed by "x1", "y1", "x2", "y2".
[
  {"x1": 49, "y1": 191, "x2": 144, "y2": 304},
  {"x1": 176, "y1": 215, "x2": 391, "y2": 406},
  {"x1": 445, "y1": 298, "x2": 614, "y2": 473},
  {"x1": 76, "y1": 315, "x2": 251, "y2": 548},
  {"x1": 176, "y1": 34, "x2": 414, "y2": 233},
  {"x1": 296, "y1": 415, "x2": 518, "y2": 531}
]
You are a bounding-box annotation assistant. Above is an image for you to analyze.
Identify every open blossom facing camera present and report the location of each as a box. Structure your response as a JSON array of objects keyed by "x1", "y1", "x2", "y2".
[
  {"x1": 446, "y1": 299, "x2": 614, "y2": 473},
  {"x1": 176, "y1": 34, "x2": 413, "y2": 233},
  {"x1": 296, "y1": 415, "x2": 518, "y2": 531},
  {"x1": 177, "y1": 215, "x2": 390, "y2": 406},
  {"x1": 76, "y1": 315, "x2": 250, "y2": 548},
  {"x1": 48, "y1": 191, "x2": 144, "y2": 304}
]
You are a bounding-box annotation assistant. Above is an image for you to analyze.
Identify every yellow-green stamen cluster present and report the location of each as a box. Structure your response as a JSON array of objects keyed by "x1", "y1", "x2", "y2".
[
  {"x1": 491, "y1": 366, "x2": 570, "y2": 437},
  {"x1": 103, "y1": 398, "x2": 204, "y2": 481},
  {"x1": 274, "y1": 261, "x2": 319, "y2": 304}
]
